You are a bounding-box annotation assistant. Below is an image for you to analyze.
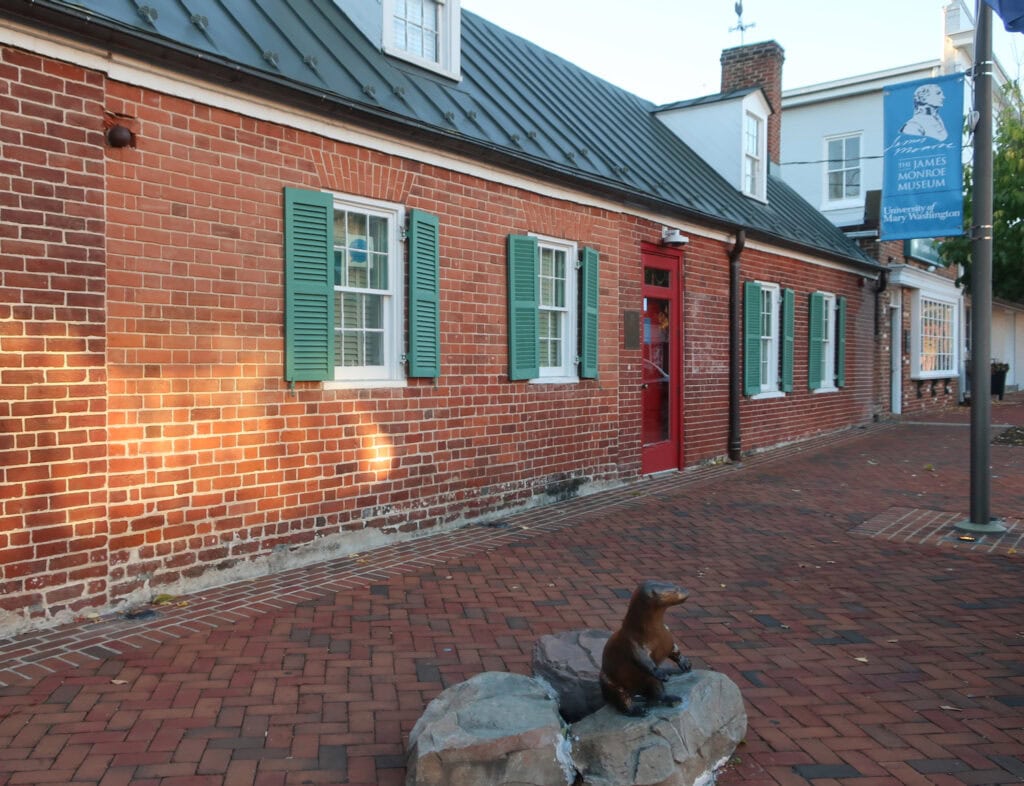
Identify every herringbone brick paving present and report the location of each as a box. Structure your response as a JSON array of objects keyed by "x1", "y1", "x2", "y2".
[{"x1": 1, "y1": 397, "x2": 1022, "y2": 785}]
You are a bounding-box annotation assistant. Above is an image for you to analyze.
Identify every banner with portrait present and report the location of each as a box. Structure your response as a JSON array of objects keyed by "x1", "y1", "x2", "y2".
[{"x1": 880, "y1": 73, "x2": 965, "y2": 240}]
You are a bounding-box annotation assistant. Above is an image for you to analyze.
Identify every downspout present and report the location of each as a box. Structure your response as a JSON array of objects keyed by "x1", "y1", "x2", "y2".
[
  {"x1": 873, "y1": 267, "x2": 889, "y2": 337},
  {"x1": 728, "y1": 230, "x2": 746, "y2": 462},
  {"x1": 871, "y1": 267, "x2": 891, "y2": 419}
]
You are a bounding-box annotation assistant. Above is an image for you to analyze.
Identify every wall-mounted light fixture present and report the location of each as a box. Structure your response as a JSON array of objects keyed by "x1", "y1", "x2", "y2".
[{"x1": 661, "y1": 227, "x2": 689, "y2": 247}]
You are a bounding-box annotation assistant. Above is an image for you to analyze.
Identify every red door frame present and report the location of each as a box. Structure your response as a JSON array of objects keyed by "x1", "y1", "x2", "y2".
[{"x1": 640, "y1": 243, "x2": 684, "y2": 474}]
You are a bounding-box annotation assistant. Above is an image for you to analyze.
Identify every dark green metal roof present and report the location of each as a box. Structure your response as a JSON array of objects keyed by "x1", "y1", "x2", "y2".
[
  {"x1": 656, "y1": 87, "x2": 764, "y2": 113},
  {"x1": 4, "y1": 0, "x2": 877, "y2": 268}
]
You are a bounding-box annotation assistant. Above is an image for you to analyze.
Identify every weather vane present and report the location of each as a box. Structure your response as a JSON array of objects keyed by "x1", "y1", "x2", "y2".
[{"x1": 730, "y1": 1, "x2": 756, "y2": 44}]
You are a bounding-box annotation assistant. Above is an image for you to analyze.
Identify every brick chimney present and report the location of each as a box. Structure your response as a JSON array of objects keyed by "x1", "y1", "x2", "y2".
[{"x1": 720, "y1": 41, "x2": 785, "y2": 164}]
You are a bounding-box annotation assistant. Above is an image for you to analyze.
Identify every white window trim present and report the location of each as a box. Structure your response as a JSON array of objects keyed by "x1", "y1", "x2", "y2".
[
  {"x1": 813, "y1": 291, "x2": 838, "y2": 393},
  {"x1": 887, "y1": 264, "x2": 962, "y2": 382},
  {"x1": 325, "y1": 379, "x2": 407, "y2": 390},
  {"x1": 752, "y1": 281, "x2": 781, "y2": 397},
  {"x1": 530, "y1": 233, "x2": 579, "y2": 384},
  {"x1": 329, "y1": 194, "x2": 406, "y2": 388},
  {"x1": 822, "y1": 132, "x2": 862, "y2": 210},
  {"x1": 382, "y1": 0, "x2": 462, "y2": 81},
  {"x1": 911, "y1": 291, "x2": 958, "y2": 380},
  {"x1": 742, "y1": 110, "x2": 768, "y2": 202}
]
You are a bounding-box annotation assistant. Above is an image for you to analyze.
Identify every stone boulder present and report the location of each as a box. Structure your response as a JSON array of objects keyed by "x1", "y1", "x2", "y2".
[
  {"x1": 405, "y1": 671, "x2": 575, "y2": 786},
  {"x1": 570, "y1": 670, "x2": 746, "y2": 786},
  {"x1": 532, "y1": 628, "x2": 610, "y2": 722}
]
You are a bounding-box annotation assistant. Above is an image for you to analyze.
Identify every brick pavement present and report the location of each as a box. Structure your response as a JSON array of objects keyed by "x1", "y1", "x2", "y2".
[{"x1": 1, "y1": 395, "x2": 1022, "y2": 786}]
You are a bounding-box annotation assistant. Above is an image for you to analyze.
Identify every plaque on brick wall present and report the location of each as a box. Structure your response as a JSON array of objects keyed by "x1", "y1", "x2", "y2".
[{"x1": 623, "y1": 310, "x2": 640, "y2": 350}]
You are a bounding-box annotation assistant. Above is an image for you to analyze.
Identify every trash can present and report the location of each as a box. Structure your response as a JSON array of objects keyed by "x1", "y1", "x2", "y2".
[{"x1": 991, "y1": 364, "x2": 1009, "y2": 401}]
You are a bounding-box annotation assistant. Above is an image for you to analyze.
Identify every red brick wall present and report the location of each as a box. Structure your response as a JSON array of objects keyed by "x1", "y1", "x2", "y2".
[
  {"x1": 678, "y1": 236, "x2": 732, "y2": 463},
  {"x1": 864, "y1": 239, "x2": 961, "y2": 418},
  {"x1": 97, "y1": 83, "x2": 638, "y2": 605},
  {"x1": 0, "y1": 47, "x2": 108, "y2": 629},
  {"x1": 680, "y1": 242, "x2": 876, "y2": 464},
  {"x1": 0, "y1": 44, "x2": 878, "y2": 631}
]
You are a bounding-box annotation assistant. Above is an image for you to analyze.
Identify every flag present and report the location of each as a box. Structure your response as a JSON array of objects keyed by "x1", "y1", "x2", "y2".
[{"x1": 984, "y1": 0, "x2": 1024, "y2": 33}]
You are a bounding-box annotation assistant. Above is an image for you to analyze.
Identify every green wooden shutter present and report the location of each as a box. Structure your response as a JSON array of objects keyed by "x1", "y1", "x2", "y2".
[
  {"x1": 836, "y1": 296, "x2": 847, "y2": 387},
  {"x1": 743, "y1": 281, "x2": 762, "y2": 395},
  {"x1": 507, "y1": 235, "x2": 539, "y2": 380},
  {"x1": 408, "y1": 209, "x2": 441, "y2": 378},
  {"x1": 808, "y1": 292, "x2": 824, "y2": 390},
  {"x1": 284, "y1": 187, "x2": 334, "y2": 382},
  {"x1": 782, "y1": 288, "x2": 798, "y2": 393},
  {"x1": 580, "y1": 247, "x2": 599, "y2": 379},
  {"x1": 781, "y1": 288, "x2": 795, "y2": 393}
]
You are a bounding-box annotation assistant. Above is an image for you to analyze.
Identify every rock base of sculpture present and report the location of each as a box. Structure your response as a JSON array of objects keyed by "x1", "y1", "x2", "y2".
[
  {"x1": 572, "y1": 670, "x2": 746, "y2": 786},
  {"x1": 405, "y1": 663, "x2": 745, "y2": 786},
  {"x1": 404, "y1": 671, "x2": 575, "y2": 786}
]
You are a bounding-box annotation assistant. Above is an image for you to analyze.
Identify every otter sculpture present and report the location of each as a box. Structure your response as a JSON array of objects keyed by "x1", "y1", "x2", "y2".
[{"x1": 599, "y1": 580, "x2": 692, "y2": 716}]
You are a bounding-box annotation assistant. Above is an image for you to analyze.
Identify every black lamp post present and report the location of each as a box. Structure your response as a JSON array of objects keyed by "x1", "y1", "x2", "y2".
[{"x1": 956, "y1": 1, "x2": 1007, "y2": 535}]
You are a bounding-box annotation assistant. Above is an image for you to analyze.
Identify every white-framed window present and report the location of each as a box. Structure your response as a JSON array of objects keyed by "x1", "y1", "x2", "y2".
[
  {"x1": 506, "y1": 234, "x2": 599, "y2": 383},
  {"x1": 383, "y1": 0, "x2": 461, "y2": 79},
  {"x1": 914, "y1": 294, "x2": 957, "y2": 378},
  {"x1": 536, "y1": 235, "x2": 578, "y2": 380},
  {"x1": 284, "y1": 188, "x2": 440, "y2": 387},
  {"x1": 811, "y1": 292, "x2": 837, "y2": 391},
  {"x1": 744, "y1": 281, "x2": 794, "y2": 397},
  {"x1": 393, "y1": 0, "x2": 438, "y2": 61},
  {"x1": 825, "y1": 133, "x2": 861, "y2": 203},
  {"x1": 887, "y1": 266, "x2": 962, "y2": 384},
  {"x1": 743, "y1": 111, "x2": 765, "y2": 199},
  {"x1": 332, "y1": 196, "x2": 405, "y2": 385},
  {"x1": 758, "y1": 283, "x2": 780, "y2": 393}
]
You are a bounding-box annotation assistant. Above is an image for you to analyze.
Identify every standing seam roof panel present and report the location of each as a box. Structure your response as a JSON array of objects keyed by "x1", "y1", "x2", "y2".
[{"x1": 9, "y1": 0, "x2": 876, "y2": 267}]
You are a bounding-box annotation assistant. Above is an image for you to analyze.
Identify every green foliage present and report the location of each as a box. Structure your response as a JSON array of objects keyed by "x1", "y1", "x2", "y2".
[{"x1": 939, "y1": 81, "x2": 1024, "y2": 303}]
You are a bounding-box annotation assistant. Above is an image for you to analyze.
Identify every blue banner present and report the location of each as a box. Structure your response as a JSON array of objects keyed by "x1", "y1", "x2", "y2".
[{"x1": 880, "y1": 73, "x2": 965, "y2": 241}]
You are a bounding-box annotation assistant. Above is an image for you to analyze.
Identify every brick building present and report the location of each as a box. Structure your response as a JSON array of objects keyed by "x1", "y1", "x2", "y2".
[
  {"x1": 779, "y1": 1, "x2": 1022, "y2": 416},
  {"x1": 0, "y1": 0, "x2": 881, "y2": 634}
]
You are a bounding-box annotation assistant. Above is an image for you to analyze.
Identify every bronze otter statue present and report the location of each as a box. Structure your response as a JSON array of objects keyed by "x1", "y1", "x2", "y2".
[{"x1": 599, "y1": 580, "x2": 692, "y2": 716}]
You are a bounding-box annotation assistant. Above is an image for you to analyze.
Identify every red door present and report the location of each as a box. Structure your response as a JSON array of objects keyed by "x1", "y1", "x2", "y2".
[{"x1": 640, "y1": 248, "x2": 682, "y2": 474}]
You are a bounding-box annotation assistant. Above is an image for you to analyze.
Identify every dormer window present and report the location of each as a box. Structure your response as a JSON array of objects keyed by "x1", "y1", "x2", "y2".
[
  {"x1": 393, "y1": 0, "x2": 438, "y2": 61},
  {"x1": 743, "y1": 111, "x2": 765, "y2": 199},
  {"x1": 383, "y1": 0, "x2": 461, "y2": 79},
  {"x1": 653, "y1": 86, "x2": 770, "y2": 202}
]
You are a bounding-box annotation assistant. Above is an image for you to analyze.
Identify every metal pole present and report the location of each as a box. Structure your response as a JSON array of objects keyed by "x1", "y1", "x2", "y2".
[{"x1": 957, "y1": 1, "x2": 1006, "y2": 534}]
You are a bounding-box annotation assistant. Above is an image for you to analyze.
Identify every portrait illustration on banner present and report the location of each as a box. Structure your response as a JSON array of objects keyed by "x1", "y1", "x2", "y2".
[{"x1": 899, "y1": 83, "x2": 949, "y2": 141}]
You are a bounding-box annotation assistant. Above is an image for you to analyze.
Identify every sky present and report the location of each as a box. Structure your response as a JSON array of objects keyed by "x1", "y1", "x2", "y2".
[{"x1": 459, "y1": 0, "x2": 1023, "y2": 106}]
